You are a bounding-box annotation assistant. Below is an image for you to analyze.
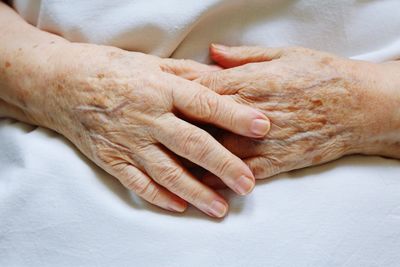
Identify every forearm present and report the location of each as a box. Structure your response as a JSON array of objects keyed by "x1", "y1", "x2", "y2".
[{"x1": 0, "y1": 2, "x2": 68, "y2": 124}]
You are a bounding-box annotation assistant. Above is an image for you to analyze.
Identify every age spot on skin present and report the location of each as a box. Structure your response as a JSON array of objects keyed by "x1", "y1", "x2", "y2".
[
  {"x1": 5, "y1": 61, "x2": 11, "y2": 68},
  {"x1": 286, "y1": 106, "x2": 298, "y2": 112},
  {"x1": 97, "y1": 73, "x2": 105, "y2": 79},
  {"x1": 316, "y1": 118, "x2": 327, "y2": 125},
  {"x1": 306, "y1": 147, "x2": 314, "y2": 153},
  {"x1": 311, "y1": 99, "x2": 323, "y2": 106},
  {"x1": 312, "y1": 155, "x2": 322, "y2": 164}
]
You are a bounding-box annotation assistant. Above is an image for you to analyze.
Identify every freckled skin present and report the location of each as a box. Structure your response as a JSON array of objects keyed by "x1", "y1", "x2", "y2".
[{"x1": 198, "y1": 46, "x2": 400, "y2": 179}]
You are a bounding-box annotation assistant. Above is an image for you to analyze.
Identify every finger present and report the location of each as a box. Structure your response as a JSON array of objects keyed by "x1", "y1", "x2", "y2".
[
  {"x1": 111, "y1": 162, "x2": 188, "y2": 212},
  {"x1": 160, "y1": 58, "x2": 221, "y2": 80},
  {"x1": 210, "y1": 44, "x2": 284, "y2": 68},
  {"x1": 212, "y1": 133, "x2": 284, "y2": 179},
  {"x1": 169, "y1": 74, "x2": 270, "y2": 138},
  {"x1": 153, "y1": 114, "x2": 256, "y2": 196},
  {"x1": 201, "y1": 172, "x2": 228, "y2": 189},
  {"x1": 139, "y1": 144, "x2": 229, "y2": 218},
  {"x1": 204, "y1": 157, "x2": 282, "y2": 181},
  {"x1": 244, "y1": 156, "x2": 282, "y2": 179},
  {"x1": 193, "y1": 68, "x2": 240, "y2": 95},
  {"x1": 218, "y1": 132, "x2": 266, "y2": 158}
]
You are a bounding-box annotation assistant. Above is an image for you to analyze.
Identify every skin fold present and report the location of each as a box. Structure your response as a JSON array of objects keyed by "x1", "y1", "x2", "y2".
[
  {"x1": 198, "y1": 44, "x2": 400, "y2": 187},
  {"x1": 0, "y1": 3, "x2": 272, "y2": 218}
]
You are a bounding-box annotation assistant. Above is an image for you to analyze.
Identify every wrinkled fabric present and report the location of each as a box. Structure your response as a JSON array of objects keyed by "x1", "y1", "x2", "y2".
[{"x1": 1, "y1": 0, "x2": 400, "y2": 266}]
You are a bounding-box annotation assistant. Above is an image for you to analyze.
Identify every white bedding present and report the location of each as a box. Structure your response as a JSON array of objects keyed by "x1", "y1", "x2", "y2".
[{"x1": 1, "y1": 0, "x2": 400, "y2": 266}]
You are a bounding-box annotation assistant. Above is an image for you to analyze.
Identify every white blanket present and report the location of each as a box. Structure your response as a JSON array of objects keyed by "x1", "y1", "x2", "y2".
[{"x1": 2, "y1": 0, "x2": 400, "y2": 266}]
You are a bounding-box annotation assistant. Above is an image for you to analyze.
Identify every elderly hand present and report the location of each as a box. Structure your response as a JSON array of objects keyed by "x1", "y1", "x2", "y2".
[
  {"x1": 197, "y1": 45, "x2": 400, "y2": 184},
  {"x1": 45, "y1": 44, "x2": 274, "y2": 216},
  {"x1": 2, "y1": 33, "x2": 274, "y2": 216}
]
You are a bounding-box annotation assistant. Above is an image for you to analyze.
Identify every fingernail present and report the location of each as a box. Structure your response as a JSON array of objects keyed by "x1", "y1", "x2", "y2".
[
  {"x1": 211, "y1": 43, "x2": 228, "y2": 52},
  {"x1": 207, "y1": 200, "x2": 228, "y2": 218},
  {"x1": 168, "y1": 202, "x2": 186, "y2": 212},
  {"x1": 234, "y1": 175, "x2": 255, "y2": 195},
  {"x1": 251, "y1": 119, "x2": 270, "y2": 136}
]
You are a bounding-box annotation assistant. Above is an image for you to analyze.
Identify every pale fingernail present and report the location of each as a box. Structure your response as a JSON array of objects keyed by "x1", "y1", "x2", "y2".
[
  {"x1": 207, "y1": 200, "x2": 228, "y2": 218},
  {"x1": 168, "y1": 202, "x2": 186, "y2": 212},
  {"x1": 234, "y1": 175, "x2": 255, "y2": 195},
  {"x1": 251, "y1": 119, "x2": 270, "y2": 136},
  {"x1": 211, "y1": 43, "x2": 228, "y2": 52}
]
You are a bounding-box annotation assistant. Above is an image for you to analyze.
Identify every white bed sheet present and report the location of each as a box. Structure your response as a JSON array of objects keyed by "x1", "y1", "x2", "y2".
[{"x1": 2, "y1": 0, "x2": 400, "y2": 266}]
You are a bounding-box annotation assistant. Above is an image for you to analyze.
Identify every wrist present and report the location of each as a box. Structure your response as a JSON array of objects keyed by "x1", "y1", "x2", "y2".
[
  {"x1": 2, "y1": 42, "x2": 70, "y2": 126},
  {"x1": 354, "y1": 60, "x2": 400, "y2": 158},
  {"x1": 0, "y1": 15, "x2": 70, "y2": 128}
]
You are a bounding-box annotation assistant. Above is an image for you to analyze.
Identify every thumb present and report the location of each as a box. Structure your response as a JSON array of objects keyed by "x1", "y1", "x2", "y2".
[
  {"x1": 160, "y1": 58, "x2": 221, "y2": 80},
  {"x1": 210, "y1": 44, "x2": 284, "y2": 68}
]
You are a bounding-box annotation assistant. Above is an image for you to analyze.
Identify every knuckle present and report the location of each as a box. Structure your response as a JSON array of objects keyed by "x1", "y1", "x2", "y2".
[
  {"x1": 195, "y1": 75, "x2": 209, "y2": 87},
  {"x1": 249, "y1": 157, "x2": 280, "y2": 179},
  {"x1": 96, "y1": 151, "x2": 124, "y2": 168},
  {"x1": 207, "y1": 72, "x2": 221, "y2": 91},
  {"x1": 125, "y1": 175, "x2": 152, "y2": 196},
  {"x1": 186, "y1": 187, "x2": 204, "y2": 203},
  {"x1": 215, "y1": 157, "x2": 235, "y2": 177},
  {"x1": 194, "y1": 91, "x2": 219, "y2": 120},
  {"x1": 196, "y1": 72, "x2": 224, "y2": 93},
  {"x1": 197, "y1": 142, "x2": 212, "y2": 163},
  {"x1": 155, "y1": 163, "x2": 183, "y2": 188},
  {"x1": 148, "y1": 188, "x2": 161, "y2": 203},
  {"x1": 249, "y1": 160, "x2": 267, "y2": 178},
  {"x1": 197, "y1": 73, "x2": 214, "y2": 88},
  {"x1": 181, "y1": 129, "x2": 210, "y2": 157}
]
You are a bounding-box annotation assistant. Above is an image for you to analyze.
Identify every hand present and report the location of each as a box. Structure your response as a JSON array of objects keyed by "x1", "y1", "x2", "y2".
[
  {"x1": 21, "y1": 43, "x2": 270, "y2": 217},
  {"x1": 196, "y1": 44, "x2": 400, "y2": 184}
]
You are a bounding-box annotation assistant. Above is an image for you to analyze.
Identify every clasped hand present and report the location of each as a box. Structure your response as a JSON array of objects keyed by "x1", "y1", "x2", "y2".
[{"x1": 26, "y1": 43, "x2": 400, "y2": 218}]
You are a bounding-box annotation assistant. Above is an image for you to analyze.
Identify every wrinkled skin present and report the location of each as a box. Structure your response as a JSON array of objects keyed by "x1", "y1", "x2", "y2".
[
  {"x1": 40, "y1": 44, "x2": 274, "y2": 217},
  {"x1": 2, "y1": 39, "x2": 273, "y2": 217},
  {"x1": 2, "y1": 3, "x2": 399, "y2": 218},
  {"x1": 0, "y1": 4, "x2": 273, "y2": 218},
  {"x1": 197, "y1": 45, "x2": 400, "y2": 185}
]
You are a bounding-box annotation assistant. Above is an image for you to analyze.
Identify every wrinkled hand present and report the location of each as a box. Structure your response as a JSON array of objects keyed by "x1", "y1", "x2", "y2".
[
  {"x1": 197, "y1": 45, "x2": 392, "y2": 184},
  {"x1": 32, "y1": 43, "x2": 270, "y2": 217}
]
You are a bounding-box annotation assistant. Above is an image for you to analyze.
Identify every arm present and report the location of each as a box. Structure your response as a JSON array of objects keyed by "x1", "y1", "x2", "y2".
[{"x1": 0, "y1": 3, "x2": 272, "y2": 217}]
